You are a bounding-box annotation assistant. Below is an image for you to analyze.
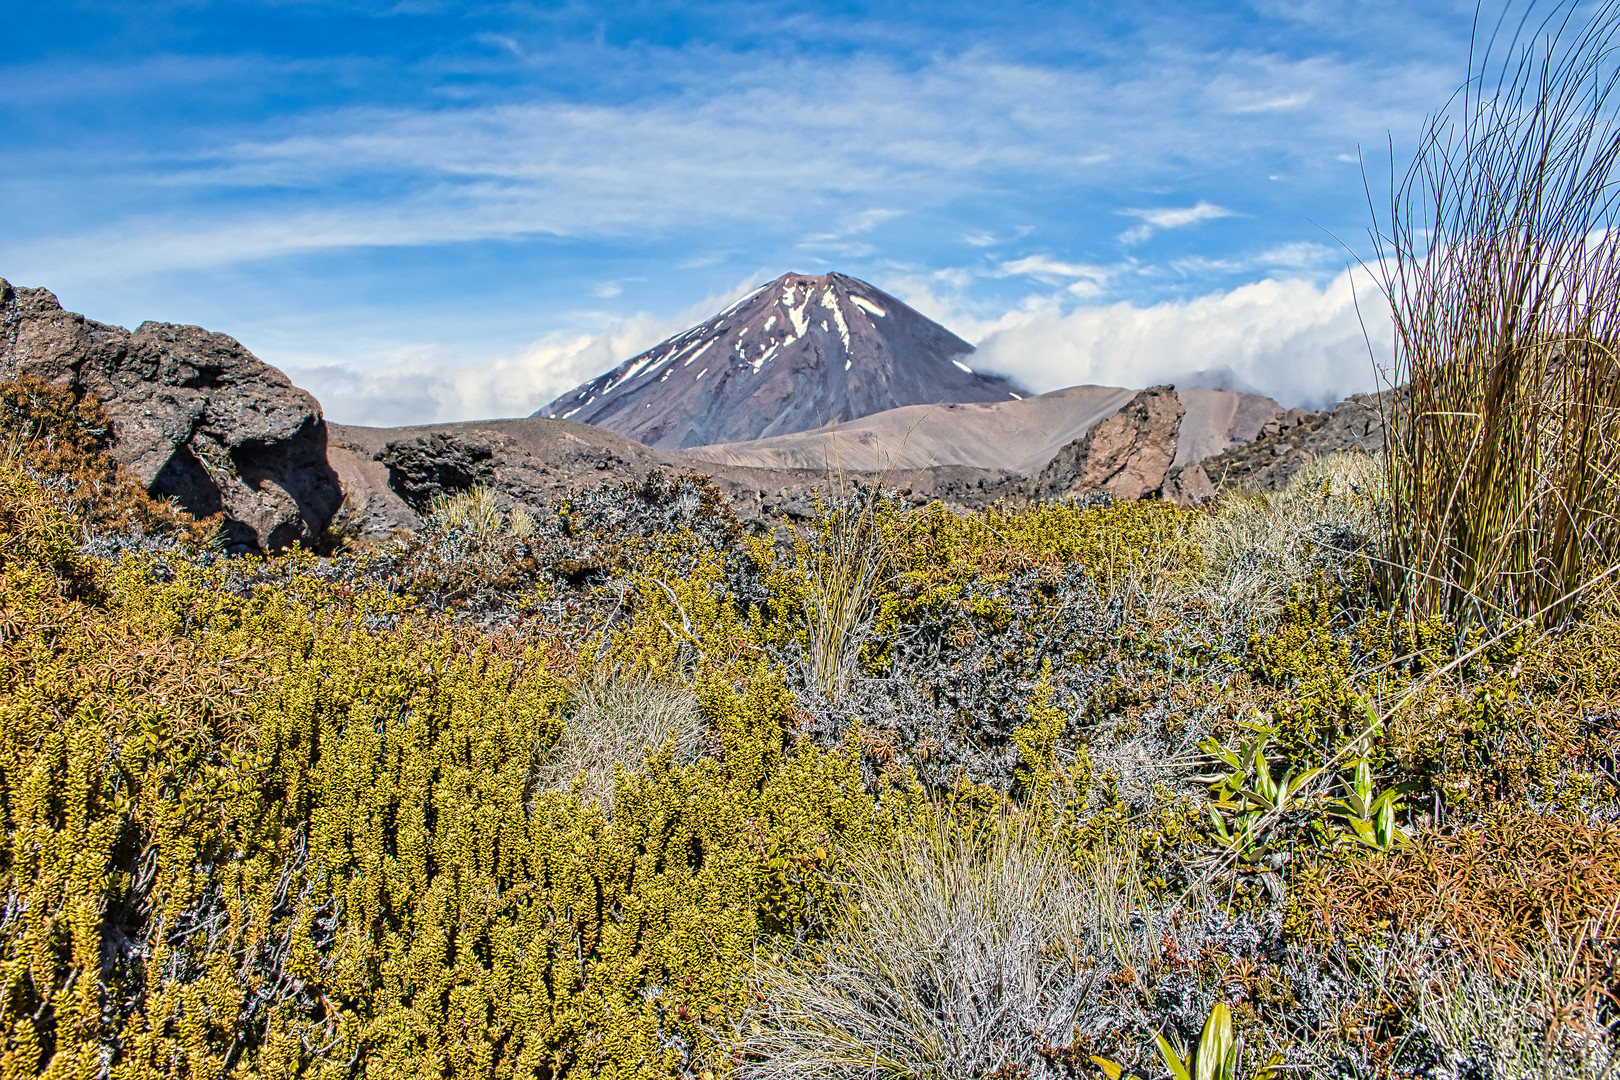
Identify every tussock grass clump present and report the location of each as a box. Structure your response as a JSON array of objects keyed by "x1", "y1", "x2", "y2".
[
  {"x1": 426, "y1": 482, "x2": 505, "y2": 539},
  {"x1": 802, "y1": 483, "x2": 906, "y2": 697},
  {"x1": 1349, "y1": 929, "x2": 1620, "y2": 1079},
  {"x1": 1375, "y1": 0, "x2": 1620, "y2": 627},
  {"x1": 532, "y1": 671, "x2": 708, "y2": 808},
  {"x1": 735, "y1": 819, "x2": 1104, "y2": 1080},
  {"x1": 1194, "y1": 452, "x2": 1386, "y2": 624}
]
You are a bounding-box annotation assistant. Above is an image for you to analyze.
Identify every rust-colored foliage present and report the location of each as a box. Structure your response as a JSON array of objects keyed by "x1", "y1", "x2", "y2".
[
  {"x1": 0, "y1": 376, "x2": 217, "y2": 544},
  {"x1": 1295, "y1": 811, "x2": 1620, "y2": 968}
]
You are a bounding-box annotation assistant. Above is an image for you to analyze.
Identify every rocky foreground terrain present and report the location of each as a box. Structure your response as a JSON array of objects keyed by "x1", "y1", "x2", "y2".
[
  {"x1": 0, "y1": 279, "x2": 340, "y2": 552},
  {"x1": 326, "y1": 418, "x2": 1027, "y2": 539}
]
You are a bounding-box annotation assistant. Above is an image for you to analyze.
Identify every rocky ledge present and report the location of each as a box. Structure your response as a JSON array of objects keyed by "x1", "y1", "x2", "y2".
[{"x1": 1201, "y1": 392, "x2": 1390, "y2": 491}]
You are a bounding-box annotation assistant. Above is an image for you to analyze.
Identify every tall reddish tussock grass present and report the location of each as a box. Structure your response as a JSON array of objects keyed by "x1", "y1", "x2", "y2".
[{"x1": 1373, "y1": 0, "x2": 1620, "y2": 628}]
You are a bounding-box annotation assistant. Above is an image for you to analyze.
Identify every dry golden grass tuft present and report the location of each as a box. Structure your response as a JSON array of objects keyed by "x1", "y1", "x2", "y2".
[
  {"x1": 530, "y1": 669, "x2": 708, "y2": 809},
  {"x1": 1191, "y1": 451, "x2": 1385, "y2": 623}
]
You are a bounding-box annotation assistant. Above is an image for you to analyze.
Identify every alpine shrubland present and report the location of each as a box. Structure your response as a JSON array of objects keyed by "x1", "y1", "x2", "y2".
[
  {"x1": 4, "y1": 370, "x2": 1620, "y2": 1077},
  {"x1": 5, "y1": 7, "x2": 1620, "y2": 1077}
]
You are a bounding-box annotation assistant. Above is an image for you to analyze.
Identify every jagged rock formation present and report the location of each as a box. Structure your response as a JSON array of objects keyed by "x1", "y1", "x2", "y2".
[
  {"x1": 1201, "y1": 392, "x2": 1390, "y2": 491},
  {"x1": 537, "y1": 271, "x2": 1023, "y2": 449},
  {"x1": 1035, "y1": 386, "x2": 1186, "y2": 503},
  {"x1": 0, "y1": 279, "x2": 340, "y2": 552}
]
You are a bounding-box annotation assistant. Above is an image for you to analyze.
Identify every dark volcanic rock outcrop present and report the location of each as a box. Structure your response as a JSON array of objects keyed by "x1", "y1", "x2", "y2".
[
  {"x1": 1202, "y1": 392, "x2": 1390, "y2": 491},
  {"x1": 538, "y1": 271, "x2": 1023, "y2": 449},
  {"x1": 377, "y1": 432, "x2": 499, "y2": 510},
  {"x1": 0, "y1": 279, "x2": 340, "y2": 551},
  {"x1": 1035, "y1": 385, "x2": 1185, "y2": 503}
]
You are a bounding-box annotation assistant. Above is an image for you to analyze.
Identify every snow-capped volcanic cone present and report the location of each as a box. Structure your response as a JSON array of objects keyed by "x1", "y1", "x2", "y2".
[{"x1": 536, "y1": 271, "x2": 1024, "y2": 449}]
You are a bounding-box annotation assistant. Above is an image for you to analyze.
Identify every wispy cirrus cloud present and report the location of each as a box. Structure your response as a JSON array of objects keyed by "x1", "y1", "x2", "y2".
[
  {"x1": 1118, "y1": 201, "x2": 1236, "y2": 245},
  {"x1": 998, "y1": 255, "x2": 1113, "y2": 297},
  {"x1": 8, "y1": 40, "x2": 1441, "y2": 285}
]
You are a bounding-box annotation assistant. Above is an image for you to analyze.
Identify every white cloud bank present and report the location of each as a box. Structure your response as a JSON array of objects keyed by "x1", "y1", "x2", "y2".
[
  {"x1": 284, "y1": 280, "x2": 764, "y2": 428},
  {"x1": 971, "y1": 268, "x2": 1390, "y2": 410},
  {"x1": 287, "y1": 322, "x2": 658, "y2": 429}
]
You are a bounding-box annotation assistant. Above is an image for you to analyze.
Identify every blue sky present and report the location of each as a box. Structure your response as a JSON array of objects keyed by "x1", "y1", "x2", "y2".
[{"x1": 2, "y1": 1, "x2": 1485, "y2": 423}]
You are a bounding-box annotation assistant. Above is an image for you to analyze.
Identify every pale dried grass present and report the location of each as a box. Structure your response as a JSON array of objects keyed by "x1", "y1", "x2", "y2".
[
  {"x1": 733, "y1": 818, "x2": 1112, "y2": 1080},
  {"x1": 532, "y1": 672, "x2": 707, "y2": 809},
  {"x1": 1191, "y1": 452, "x2": 1387, "y2": 626}
]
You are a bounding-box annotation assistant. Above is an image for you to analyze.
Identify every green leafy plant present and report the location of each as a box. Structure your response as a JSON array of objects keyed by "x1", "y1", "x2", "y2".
[
  {"x1": 1090, "y1": 1001, "x2": 1282, "y2": 1080},
  {"x1": 1197, "y1": 726, "x2": 1321, "y2": 868},
  {"x1": 1324, "y1": 757, "x2": 1410, "y2": 852}
]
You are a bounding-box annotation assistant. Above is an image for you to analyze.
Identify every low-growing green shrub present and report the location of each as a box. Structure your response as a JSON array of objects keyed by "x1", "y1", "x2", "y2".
[{"x1": 0, "y1": 488, "x2": 921, "y2": 1079}]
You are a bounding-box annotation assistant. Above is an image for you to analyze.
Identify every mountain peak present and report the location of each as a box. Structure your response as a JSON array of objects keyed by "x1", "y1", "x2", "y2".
[{"x1": 536, "y1": 271, "x2": 1022, "y2": 448}]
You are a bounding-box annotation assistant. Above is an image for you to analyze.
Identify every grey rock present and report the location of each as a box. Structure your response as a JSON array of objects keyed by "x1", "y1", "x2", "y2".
[
  {"x1": 1160, "y1": 461, "x2": 1215, "y2": 507},
  {"x1": 375, "y1": 432, "x2": 498, "y2": 511},
  {"x1": 1203, "y1": 391, "x2": 1392, "y2": 491},
  {"x1": 537, "y1": 271, "x2": 1025, "y2": 449},
  {"x1": 0, "y1": 279, "x2": 341, "y2": 552}
]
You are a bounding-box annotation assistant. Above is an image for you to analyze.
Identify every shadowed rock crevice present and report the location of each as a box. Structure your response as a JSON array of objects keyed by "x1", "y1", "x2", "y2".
[{"x1": 151, "y1": 445, "x2": 225, "y2": 519}]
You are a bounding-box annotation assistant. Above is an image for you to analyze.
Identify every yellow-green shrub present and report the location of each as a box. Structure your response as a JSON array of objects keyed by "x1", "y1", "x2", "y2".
[{"x1": 0, "y1": 493, "x2": 910, "y2": 1079}]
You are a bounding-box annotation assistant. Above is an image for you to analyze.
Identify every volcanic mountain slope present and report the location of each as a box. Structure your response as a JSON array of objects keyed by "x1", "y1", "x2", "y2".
[
  {"x1": 536, "y1": 271, "x2": 1024, "y2": 449},
  {"x1": 683, "y1": 385, "x2": 1281, "y2": 475}
]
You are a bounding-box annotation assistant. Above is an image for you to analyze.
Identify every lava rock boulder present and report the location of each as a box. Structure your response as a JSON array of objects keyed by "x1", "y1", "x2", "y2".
[
  {"x1": 0, "y1": 279, "x2": 341, "y2": 552},
  {"x1": 1035, "y1": 385, "x2": 1186, "y2": 502}
]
